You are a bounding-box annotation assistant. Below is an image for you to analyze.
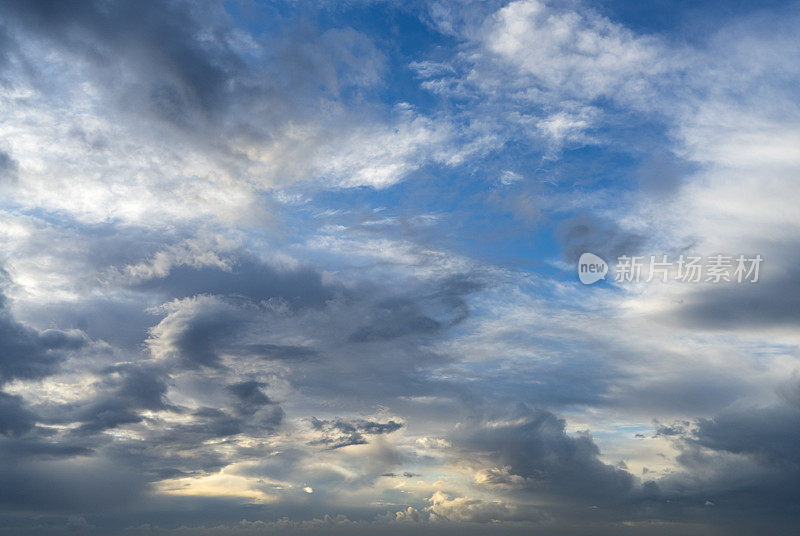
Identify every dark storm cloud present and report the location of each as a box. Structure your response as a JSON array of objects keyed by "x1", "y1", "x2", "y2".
[
  {"x1": 646, "y1": 400, "x2": 800, "y2": 532},
  {"x1": 51, "y1": 365, "x2": 283, "y2": 445},
  {"x1": 145, "y1": 296, "x2": 323, "y2": 373},
  {"x1": 442, "y1": 407, "x2": 799, "y2": 526},
  {"x1": 677, "y1": 263, "x2": 800, "y2": 329},
  {"x1": 0, "y1": 392, "x2": 35, "y2": 436},
  {"x1": 556, "y1": 214, "x2": 647, "y2": 264},
  {"x1": 452, "y1": 406, "x2": 635, "y2": 506},
  {"x1": 101, "y1": 419, "x2": 233, "y2": 477},
  {"x1": 0, "y1": 400, "x2": 94, "y2": 461},
  {"x1": 94, "y1": 410, "x2": 256, "y2": 481},
  {"x1": 285, "y1": 285, "x2": 482, "y2": 403},
  {"x1": 0, "y1": 386, "x2": 95, "y2": 464},
  {"x1": 226, "y1": 381, "x2": 274, "y2": 415},
  {"x1": 0, "y1": 292, "x2": 87, "y2": 383},
  {"x1": 225, "y1": 380, "x2": 284, "y2": 428},
  {"x1": 69, "y1": 372, "x2": 284, "y2": 446},
  {"x1": 72, "y1": 364, "x2": 171, "y2": 433},
  {"x1": 4, "y1": 378, "x2": 284, "y2": 493},
  {"x1": 310, "y1": 417, "x2": 404, "y2": 449},
  {"x1": 693, "y1": 405, "x2": 800, "y2": 467},
  {"x1": 183, "y1": 407, "x2": 243, "y2": 438},
  {"x1": 0, "y1": 436, "x2": 92, "y2": 460},
  {"x1": 0, "y1": 456, "x2": 151, "y2": 513}
]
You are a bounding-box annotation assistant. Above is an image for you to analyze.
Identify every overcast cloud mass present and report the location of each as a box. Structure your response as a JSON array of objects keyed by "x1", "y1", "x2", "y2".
[{"x1": 1, "y1": 1, "x2": 799, "y2": 534}]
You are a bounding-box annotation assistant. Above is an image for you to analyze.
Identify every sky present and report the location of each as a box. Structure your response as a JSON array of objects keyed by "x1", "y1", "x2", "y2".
[{"x1": 1, "y1": 1, "x2": 799, "y2": 534}]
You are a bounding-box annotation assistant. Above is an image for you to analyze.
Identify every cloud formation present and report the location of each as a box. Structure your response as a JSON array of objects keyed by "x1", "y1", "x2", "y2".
[{"x1": 1, "y1": 0, "x2": 799, "y2": 534}]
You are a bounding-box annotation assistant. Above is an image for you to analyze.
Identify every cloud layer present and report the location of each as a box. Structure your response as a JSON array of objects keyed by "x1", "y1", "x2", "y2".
[{"x1": 1, "y1": 1, "x2": 799, "y2": 534}]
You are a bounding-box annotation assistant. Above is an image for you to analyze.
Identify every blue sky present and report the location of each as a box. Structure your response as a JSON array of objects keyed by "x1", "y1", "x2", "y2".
[{"x1": 1, "y1": 1, "x2": 800, "y2": 534}]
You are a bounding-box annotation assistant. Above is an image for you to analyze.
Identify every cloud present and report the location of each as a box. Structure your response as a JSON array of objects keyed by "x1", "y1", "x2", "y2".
[
  {"x1": 309, "y1": 417, "x2": 404, "y2": 449},
  {"x1": 349, "y1": 297, "x2": 444, "y2": 342},
  {"x1": 1, "y1": 1, "x2": 799, "y2": 533},
  {"x1": 555, "y1": 213, "x2": 647, "y2": 264},
  {"x1": 0, "y1": 455, "x2": 151, "y2": 513},
  {"x1": 225, "y1": 380, "x2": 284, "y2": 429},
  {"x1": 674, "y1": 254, "x2": 800, "y2": 329},
  {"x1": 2, "y1": 0, "x2": 240, "y2": 124},
  {"x1": 146, "y1": 295, "x2": 243, "y2": 369},
  {"x1": 415, "y1": 0, "x2": 682, "y2": 157},
  {"x1": 643, "y1": 392, "x2": 800, "y2": 531},
  {"x1": 693, "y1": 405, "x2": 800, "y2": 467},
  {"x1": 451, "y1": 406, "x2": 635, "y2": 508},
  {"x1": 0, "y1": 291, "x2": 87, "y2": 383},
  {"x1": 427, "y1": 491, "x2": 542, "y2": 523},
  {"x1": 71, "y1": 364, "x2": 171, "y2": 433},
  {"x1": 0, "y1": 149, "x2": 16, "y2": 183},
  {"x1": 480, "y1": 0, "x2": 671, "y2": 102},
  {"x1": 0, "y1": 0, "x2": 475, "y2": 231},
  {"x1": 132, "y1": 254, "x2": 337, "y2": 308},
  {"x1": 0, "y1": 392, "x2": 35, "y2": 436}
]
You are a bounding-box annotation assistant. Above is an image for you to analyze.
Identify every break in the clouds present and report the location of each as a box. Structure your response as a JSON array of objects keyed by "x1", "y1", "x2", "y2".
[{"x1": 1, "y1": 1, "x2": 799, "y2": 534}]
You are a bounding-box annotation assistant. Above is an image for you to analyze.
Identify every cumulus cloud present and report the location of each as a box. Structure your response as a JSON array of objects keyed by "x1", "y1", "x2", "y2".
[
  {"x1": 480, "y1": 0, "x2": 672, "y2": 102},
  {"x1": 450, "y1": 407, "x2": 636, "y2": 508}
]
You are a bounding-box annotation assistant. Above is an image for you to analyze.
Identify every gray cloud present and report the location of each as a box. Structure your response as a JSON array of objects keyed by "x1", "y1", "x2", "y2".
[
  {"x1": 349, "y1": 297, "x2": 442, "y2": 342},
  {"x1": 350, "y1": 275, "x2": 481, "y2": 342},
  {"x1": 451, "y1": 406, "x2": 636, "y2": 507},
  {"x1": 0, "y1": 150, "x2": 16, "y2": 183},
  {"x1": 0, "y1": 456, "x2": 150, "y2": 513},
  {"x1": 677, "y1": 263, "x2": 800, "y2": 329},
  {"x1": 0, "y1": 292, "x2": 87, "y2": 383},
  {"x1": 0, "y1": 0, "x2": 388, "y2": 165},
  {"x1": 237, "y1": 343, "x2": 319, "y2": 362},
  {"x1": 635, "y1": 150, "x2": 695, "y2": 198},
  {"x1": 310, "y1": 417, "x2": 404, "y2": 449},
  {"x1": 693, "y1": 405, "x2": 800, "y2": 468},
  {"x1": 72, "y1": 364, "x2": 171, "y2": 433},
  {"x1": 556, "y1": 214, "x2": 647, "y2": 265},
  {"x1": 132, "y1": 255, "x2": 337, "y2": 309},
  {"x1": 225, "y1": 380, "x2": 284, "y2": 428},
  {"x1": 2, "y1": 0, "x2": 240, "y2": 126},
  {"x1": 646, "y1": 396, "x2": 800, "y2": 532},
  {"x1": 0, "y1": 0, "x2": 798, "y2": 533},
  {"x1": 226, "y1": 381, "x2": 274, "y2": 415},
  {"x1": 0, "y1": 392, "x2": 35, "y2": 436}
]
